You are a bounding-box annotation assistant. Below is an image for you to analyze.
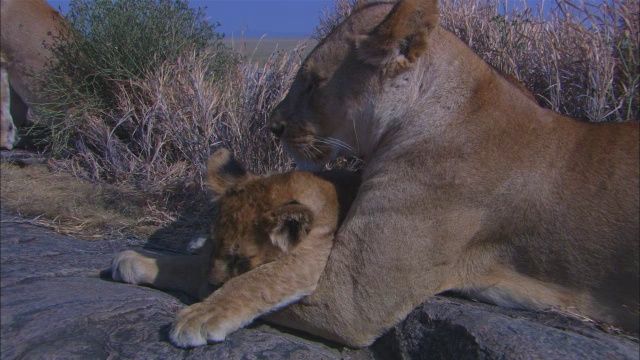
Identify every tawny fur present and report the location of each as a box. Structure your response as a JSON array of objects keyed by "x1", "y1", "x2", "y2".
[
  {"x1": 0, "y1": 0, "x2": 66, "y2": 149},
  {"x1": 266, "y1": 0, "x2": 639, "y2": 347},
  {"x1": 112, "y1": 149, "x2": 361, "y2": 348},
  {"x1": 114, "y1": 0, "x2": 638, "y2": 349},
  {"x1": 356, "y1": 0, "x2": 439, "y2": 76}
]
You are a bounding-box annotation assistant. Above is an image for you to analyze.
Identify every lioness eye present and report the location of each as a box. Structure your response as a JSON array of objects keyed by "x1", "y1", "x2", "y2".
[
  {"x1": 305, "y1": 73, "x2": 327, "y2": 94},
  {"x1": 305, "y1": 82, "x2": 317, "y2": 95}
]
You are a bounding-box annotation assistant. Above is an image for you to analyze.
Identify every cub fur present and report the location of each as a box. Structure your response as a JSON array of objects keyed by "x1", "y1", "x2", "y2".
[
  {"x1": 0, "y1": 0, "x2": 66, "y2": 149},
  {"x1": 111, "y1": 149, "x2": 360, "y2": 348},
  {"x1": 265, "y1": 0, "x2": 639, "y2": 346}
]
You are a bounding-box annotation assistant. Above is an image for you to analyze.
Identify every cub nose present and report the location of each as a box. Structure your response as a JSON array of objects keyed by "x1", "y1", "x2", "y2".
[{"x1": 269, "y1": 121, "x2": 286, "y2": 138}]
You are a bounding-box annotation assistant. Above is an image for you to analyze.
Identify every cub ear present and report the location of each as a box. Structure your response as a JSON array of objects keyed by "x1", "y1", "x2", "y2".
[
  {"x1": 269, "y1": 203, "x2": 314, "y2": 253},
  {"x1": 356, "y1": 0, "x2": 439, "y2": 76},
  {"x1": 206, "y1": 148, "x2": 252, "y2": 194}
]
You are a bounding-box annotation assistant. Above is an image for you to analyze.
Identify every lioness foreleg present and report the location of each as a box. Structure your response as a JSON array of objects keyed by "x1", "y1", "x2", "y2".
[{"x1": 263, "y1": 182, "x2": 474, "y2": 347}]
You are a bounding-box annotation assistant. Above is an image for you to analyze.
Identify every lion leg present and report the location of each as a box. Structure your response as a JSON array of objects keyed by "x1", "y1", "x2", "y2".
[
  {"x1": 456, "y1": 265, "x2": 636, "y2": 332},
  {"x1": 264, "y1": 182, "x2": 472, "y2": 347},
  {"x1": 0, "y1": 62, "x2": 18, "y2": 150},
  {"x1": 261, "y1": 229, "x2": 410, "y2": 348},
  {"x1": 169, "y1": 228, "x2": 334, "y2": 348},
  {"x1": 111, "y1": 249, "x2": 212, "y2": 300}
]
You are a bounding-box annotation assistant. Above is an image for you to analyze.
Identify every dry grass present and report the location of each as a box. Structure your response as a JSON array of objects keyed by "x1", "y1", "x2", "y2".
[
  {"x1": 2, "y1": 0, "x2": 638, "y2": 241},
  {"x1": 4, "y1": 23, "x2": 307, "y2": 243},
  {"x1": 314, "y1": 0, "x2": 639, "y2": 122},
  {"x1": 438, "y1": 0, "x2": 639, "y2": 122},
  {"x1": 314, "y1": 0, "x2": 357, "y2": 41},
  {"x1": 546, "y1": 306, "x2": 639, "y2": 341},
  {"x1": 42, "y1": 45, "x2": 306, "y2": 216},
  {"x1": 0, "y1": 162, "x2": 159, "y2": 239}
]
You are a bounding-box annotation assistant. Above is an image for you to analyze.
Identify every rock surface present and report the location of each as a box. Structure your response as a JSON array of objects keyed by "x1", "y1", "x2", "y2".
[
  {"x1": 0, "y1": 149, "x2": 47, "y2": 166},
  {"x1": 1, "y1": 208, "x2": 638, "y2": 360}
]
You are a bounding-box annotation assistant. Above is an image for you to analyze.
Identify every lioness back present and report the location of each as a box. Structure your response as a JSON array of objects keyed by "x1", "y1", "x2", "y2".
[{"x1": 0, "y1": 0, "x2": 65, "y2": 149}]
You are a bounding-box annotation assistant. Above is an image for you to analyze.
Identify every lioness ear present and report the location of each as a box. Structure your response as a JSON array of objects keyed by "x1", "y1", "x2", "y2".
[
  {"x1": 356, "y1": 0, "x2": 439, "y2": 76},
  {"x1": 206, "y1": 148, "x2": 252, "y2": 194},
  {"x1": 269, "y1": 203, "x2": 314, "y2": 253}
]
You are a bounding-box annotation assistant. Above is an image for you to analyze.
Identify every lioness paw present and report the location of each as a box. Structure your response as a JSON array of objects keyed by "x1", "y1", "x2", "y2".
[
  {"x1": 169, "y1": 303, "x2": 236, "y2": 348},
  {"x1": 111, "y1": 250, "x2": 154, "y2": 285}
]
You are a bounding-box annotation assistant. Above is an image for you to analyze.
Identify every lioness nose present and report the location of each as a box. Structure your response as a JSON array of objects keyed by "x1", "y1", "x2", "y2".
[{"x1": 270, "y1": 121, "x2": 286, "y2": 138}]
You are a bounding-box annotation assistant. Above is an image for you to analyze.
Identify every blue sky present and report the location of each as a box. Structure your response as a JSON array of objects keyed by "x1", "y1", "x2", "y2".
[
  {"x1": 46, "y1": 0, "x2": 334, "y2": 38},
  {"x1": 45, "y1": 0, "x2": 605, "y2": 38}
]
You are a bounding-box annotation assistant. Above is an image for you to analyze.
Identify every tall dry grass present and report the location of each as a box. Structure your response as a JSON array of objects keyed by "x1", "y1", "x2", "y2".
[
  {"x1": 438, "y1": 0, "x2": 638, "y2": 122},
  {"x1": 23, "y1": 0, "x2": 638, "y2": 228},
  {"x1": 29, "y1": 0, "x2": 308, "y2": 222},
  {"x1": 315, "y1": 0, "x2": 639, "y2": 122},
  {"x1": 46, "y1": 47, "x2": 304, "y2": 218}
]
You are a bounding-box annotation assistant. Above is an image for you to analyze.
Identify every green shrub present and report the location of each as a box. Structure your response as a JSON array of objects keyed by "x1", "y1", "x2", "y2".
[
  {"x1": 33, "y1": 0, "x2": 302, "y2": 221},
  {"x1": 35, "y1": 0, "x2": 235, "y2": 153}
]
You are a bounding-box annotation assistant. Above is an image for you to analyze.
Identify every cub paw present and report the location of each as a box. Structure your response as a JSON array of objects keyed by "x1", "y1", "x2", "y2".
[
  {"x1": 169, "y1": 302, "x2": 237, "y2": 348},
  {"x1": 111, "y1": 250, "x2": 153, "y2": 285}
]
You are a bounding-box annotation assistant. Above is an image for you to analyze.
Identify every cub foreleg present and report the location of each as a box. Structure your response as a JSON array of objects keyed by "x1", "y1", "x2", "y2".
[
  {"x1": 169, "y1": 230, "x2": 333, "y2": 348},
  {"x1": 111, "y1": 249, "x2": 212, "y2": 300}
]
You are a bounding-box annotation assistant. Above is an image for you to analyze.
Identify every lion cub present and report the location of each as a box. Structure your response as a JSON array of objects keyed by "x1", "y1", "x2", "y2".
[{"x1": 111, "y1": 149, "x2": 360, "y2": 348}]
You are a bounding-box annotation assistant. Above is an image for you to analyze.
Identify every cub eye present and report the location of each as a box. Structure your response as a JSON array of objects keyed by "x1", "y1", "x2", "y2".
[{"x1": 225, "y1": 254, "x2": 250, "y2": 275}]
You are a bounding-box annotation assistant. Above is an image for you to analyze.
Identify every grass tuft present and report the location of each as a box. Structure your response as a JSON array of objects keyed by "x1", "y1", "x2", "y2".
[
  {"x1": 3, "y1": 0, "x2": 636, "y2": 234},
  {"x1": 314, "y1": 0, "x2": 638, "y2": 122},
  {"x1": 28, "y1": 0, "x2": 304, "y2": 222},
  {"x1": 438, "y1": 0, "x2": 639, "y2": 122},
  {"x1": 0, "y1": 162, "x2": 159, "y2": 239}
]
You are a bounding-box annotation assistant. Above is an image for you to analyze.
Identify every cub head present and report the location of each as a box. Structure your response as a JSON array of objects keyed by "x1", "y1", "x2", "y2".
[
  {"x1": 268, "y1": 0, "x2": 439, "y2": 170},
  {"x1": 205, "y1": 149, "x2": 354, "y2": 286}
]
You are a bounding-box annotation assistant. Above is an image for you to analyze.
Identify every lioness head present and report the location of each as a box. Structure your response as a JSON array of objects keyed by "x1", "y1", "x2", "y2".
[
  {"x1": 268, "y1": 0, "x2": 439, "y2": 169},
  {"x1": 204, "y1": 149, "x2": 360, "y2": 285}
]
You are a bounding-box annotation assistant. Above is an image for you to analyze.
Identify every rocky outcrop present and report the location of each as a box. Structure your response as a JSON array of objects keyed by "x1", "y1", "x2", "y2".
[{"x1": 1, "y1": 208, "x2": 637, "y2": 359}]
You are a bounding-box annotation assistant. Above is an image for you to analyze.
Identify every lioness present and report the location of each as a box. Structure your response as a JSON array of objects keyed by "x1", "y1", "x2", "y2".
[
  {"x1": 111, "y1": 149, "x2": 361, "y2": 347},
  {"x1": 0, "y1": 0, "x2": 65, "y2": 149},
  {"x1": 258, "y1": 0, "x2": 637, "y2": 347}
]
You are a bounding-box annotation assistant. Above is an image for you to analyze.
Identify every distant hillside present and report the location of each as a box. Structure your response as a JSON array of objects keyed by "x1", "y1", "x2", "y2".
[{"x1": 222, "y1": 37, "x2": 317, "y2": 65}]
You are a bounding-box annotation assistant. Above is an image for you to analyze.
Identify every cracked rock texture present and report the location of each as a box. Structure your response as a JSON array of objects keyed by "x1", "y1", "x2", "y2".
[{"x1": 1, "y1": 208, "x2": 638, "y2": 359}]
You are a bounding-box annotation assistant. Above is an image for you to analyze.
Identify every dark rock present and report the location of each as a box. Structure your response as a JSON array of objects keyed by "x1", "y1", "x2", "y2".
[
  {"x1": 0, "y1": 209, "x2": 343, "y2": 360},
  {"x1": 0, "y1": 149, "x2": 47, "y2": 167},
  {"x1": 1, "y1": 208, "x2": 637, "y2": 359},
  {"x1": 371, "y1": 296, "x2": 638, "y2": 360}
]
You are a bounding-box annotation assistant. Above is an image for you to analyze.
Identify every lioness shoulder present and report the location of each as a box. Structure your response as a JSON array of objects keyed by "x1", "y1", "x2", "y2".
[{"x1": 266, "y1": 0, "x2": 639, "y2": 346}]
